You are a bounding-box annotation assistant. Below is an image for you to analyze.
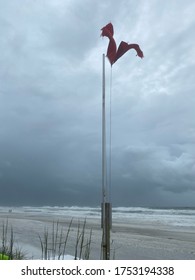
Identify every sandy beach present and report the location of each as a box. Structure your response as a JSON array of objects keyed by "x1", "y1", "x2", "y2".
[{"x1": 0, "y1": 209, "x2": 195, "y2": 260}]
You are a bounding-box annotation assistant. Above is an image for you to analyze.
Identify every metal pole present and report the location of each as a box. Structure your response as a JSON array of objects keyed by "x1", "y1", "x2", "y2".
[
  {"x1": 102, "y1": 53, "x2": 106, "y2": 206},
  {"x1": 101, "y1": 54, "x2": 112, "y2": 260}
]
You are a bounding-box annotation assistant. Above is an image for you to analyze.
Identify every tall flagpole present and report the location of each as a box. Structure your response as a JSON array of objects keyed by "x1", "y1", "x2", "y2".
[
  {"x1": 101, "y1": 53, "x2": 112, "y2": 260},
  {"x1": 101, "y1": 22, "x2": 143, "y2": 260}
]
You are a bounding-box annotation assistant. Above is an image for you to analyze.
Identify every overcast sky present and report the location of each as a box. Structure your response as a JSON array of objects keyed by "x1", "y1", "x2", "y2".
[{"x1": 0, "y1": 0, "x2": 195, "y2": 207}]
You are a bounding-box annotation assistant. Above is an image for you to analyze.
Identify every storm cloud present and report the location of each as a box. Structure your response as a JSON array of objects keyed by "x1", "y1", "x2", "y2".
[{"x1": 0, "y1": 0, "x2": 195, "y2": 207}]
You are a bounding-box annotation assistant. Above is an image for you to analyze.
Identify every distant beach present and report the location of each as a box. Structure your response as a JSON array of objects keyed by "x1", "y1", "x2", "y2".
[{"x1": 0, "y1": 206, "x2": 195, "y2": 260}]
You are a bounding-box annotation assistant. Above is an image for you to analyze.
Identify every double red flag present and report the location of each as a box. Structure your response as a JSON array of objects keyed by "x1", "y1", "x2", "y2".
[{"x1": 101, "y1": 23, "x2": 143, "y2": 65}]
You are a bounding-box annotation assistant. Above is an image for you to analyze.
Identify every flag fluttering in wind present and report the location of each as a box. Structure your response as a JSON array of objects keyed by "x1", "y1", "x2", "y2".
[
  {"x1": 101, "y1": 22, "x2": 144, "y2": 65},
  {"x1": 100, "y1": 22, "x2": 143, "y2": 260}
]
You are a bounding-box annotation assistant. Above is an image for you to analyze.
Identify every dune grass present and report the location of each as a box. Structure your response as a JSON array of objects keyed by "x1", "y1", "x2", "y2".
[
  {"x1": 38, "y1": 218, "x2": 93, "y2": 260},
  {"x1": 0, "y1": 220, "x2": 25, "y2": 260},
  {"x1": 0, "y1": 218, "x2": 93, "y2": 260}
]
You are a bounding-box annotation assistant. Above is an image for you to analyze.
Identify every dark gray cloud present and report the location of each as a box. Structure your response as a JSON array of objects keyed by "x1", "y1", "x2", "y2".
[{"x1": 0, "y1": 0, "x2": 195, "y2": 207}]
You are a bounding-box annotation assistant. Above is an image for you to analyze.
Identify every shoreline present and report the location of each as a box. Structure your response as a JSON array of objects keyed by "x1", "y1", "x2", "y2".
[{"x1": 0, "y1": 211, "x2": 195, "y2": 260}]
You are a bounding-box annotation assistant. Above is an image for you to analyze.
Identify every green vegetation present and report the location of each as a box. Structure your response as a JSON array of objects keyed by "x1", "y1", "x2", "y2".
[{"x1": 0, "y1": 220, "x2": 26, "y2": 260}]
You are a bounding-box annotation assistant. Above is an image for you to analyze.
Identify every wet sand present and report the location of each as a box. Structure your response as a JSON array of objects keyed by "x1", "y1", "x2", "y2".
[{"x1": 0, "y1": 211, "x2": 195, "y2": 260}]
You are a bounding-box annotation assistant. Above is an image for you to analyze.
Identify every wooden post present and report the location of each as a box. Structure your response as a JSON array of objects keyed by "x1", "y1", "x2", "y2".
[{"x1": 101, "y1": 202, "x2": 112, "y2": 259}]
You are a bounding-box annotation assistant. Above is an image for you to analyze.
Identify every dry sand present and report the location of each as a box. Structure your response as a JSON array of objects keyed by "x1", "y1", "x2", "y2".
[{"x1": 0, "y1": 210, "x2": 195, "y2": 260}]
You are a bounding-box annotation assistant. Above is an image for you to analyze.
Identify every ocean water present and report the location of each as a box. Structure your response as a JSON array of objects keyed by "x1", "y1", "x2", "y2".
[{"x1": 0, "y1": 206, "x2": 194, "y2": 228}]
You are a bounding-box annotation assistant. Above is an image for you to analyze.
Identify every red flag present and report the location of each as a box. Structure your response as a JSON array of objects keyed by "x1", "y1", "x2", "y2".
[
  {"x1": 101, "y1": 23, "x2": 116, "y2": 64},
  {"x1": 101, "y1": 22, "x2": 114, "y2": 37},
  {"x1": 101, "y1": 23, "x2": 143, "y2": 65}
]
